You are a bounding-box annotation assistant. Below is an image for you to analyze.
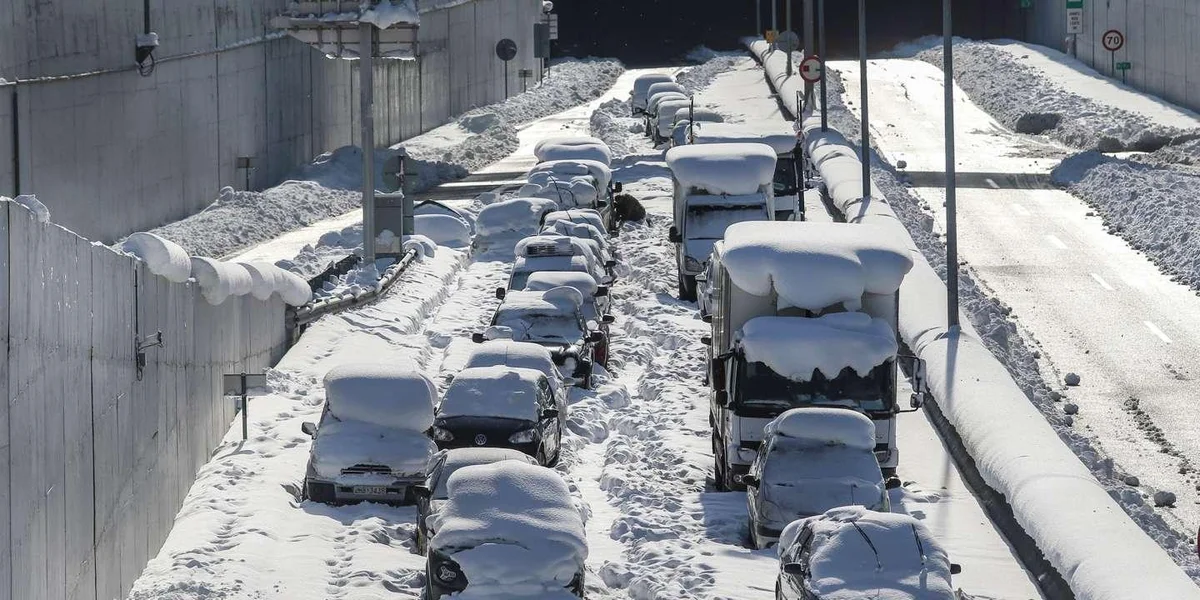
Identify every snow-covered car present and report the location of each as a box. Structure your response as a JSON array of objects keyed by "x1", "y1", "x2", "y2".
[
  {"x1": 631, "y1": 73, "x2": 676, "y2": 116},
  {"x1": 425, "y1": 461, "x2": 588, "y2": 598},
  {"x1": 508, "y1": 234, "x2": 611, "y2": 290},
  {"x1": 689, "y1": 121, "x2": 804, "y2": 221},
  {"x1": 520, "y1": 271, "x2": 615, "y2": 367},
  {"x1": 670, "y1": 108, "x2": 725, "y2": 147},
  {"x1": 300, "y1": 363, "x2": 438, "y2": 506},
  {"x1": 432, "y1": 366, "x2": 566, "y2": 465},
  {"x1": 476, "y1": 287, "x2": 603, "y2": 386},
  {"x1": 743, "y1": 408, "x2": 891, "y2": 549},
  {"x1": 533, "y1": 136, "x2": 613, "y2": 167},
  {"x1": 776, "y1": 506, "x2": 961, "y2": 600},
  {"x1": 462, "y1": 339, "x2": 568, "y2": 402},
  {"x1": 543, "y1": 209, "x2": 608, "y2": 236},
  {"x1": 646, "y1": 91, "x2": 689, "y2": 131},
  {"x1": 654, "y1": 98, "x2": 693, "y2": 143},
  {"x1": 644, "y1": 81, "x2": 686, "y2": 112},
  {"x1": 542, "y1": 218, "x2": 615, "y2": 265},
  {"x1": 473, "y1": 197, "x2": 560, "y2": 254},
  {"x1": 524, "y1": 158, "x2": 619, "y2": 228},
  {"x1": 413, "y1": 448, "x2": 538, "y2": 554}
]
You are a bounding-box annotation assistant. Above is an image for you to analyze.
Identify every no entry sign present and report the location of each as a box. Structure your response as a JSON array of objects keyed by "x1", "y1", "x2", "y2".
[
  {"x1": 799, "y1": 56, "x2": 823, "y2": 83},
  {"x1": 1102, "y1": 29, "x2": 1125, "y2": 52}
]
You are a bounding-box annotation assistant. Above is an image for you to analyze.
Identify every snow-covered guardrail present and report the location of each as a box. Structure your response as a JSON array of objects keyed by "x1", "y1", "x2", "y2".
[
  {"x1": 288, "y1": 248, "x2": 421, "y2": 333},
  {"x1": 747, "y1": 37, "x2": 1200, "y2": 600}
]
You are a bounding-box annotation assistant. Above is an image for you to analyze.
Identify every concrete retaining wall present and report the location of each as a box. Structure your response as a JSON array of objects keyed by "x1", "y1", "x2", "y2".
[
  {"x1": 1, "y1": 200, "x2": 290, "y2": 600},
  {"x1": 1029, "y1": 0, "x2": 1200, "y2": 114},
  {"x1": 0, "y1": 0, "x2": 544, "y2": 243}
]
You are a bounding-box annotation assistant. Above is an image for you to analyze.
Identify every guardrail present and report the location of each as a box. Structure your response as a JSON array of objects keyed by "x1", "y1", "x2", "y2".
[{"x1": 286, "y1": 248, "x2": 420, "y2": 341}]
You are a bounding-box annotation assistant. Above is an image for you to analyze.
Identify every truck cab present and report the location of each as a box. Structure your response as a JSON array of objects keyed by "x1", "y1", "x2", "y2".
[
  {"x1": 665, "y1": 142, "x2": 777, "y2": 301},
  {"x1": 705, "y1": 222, "x2": 924, "y2": 490},
  {"x1": 688, "y1": 122, "x2": 806, "y2": 222}
]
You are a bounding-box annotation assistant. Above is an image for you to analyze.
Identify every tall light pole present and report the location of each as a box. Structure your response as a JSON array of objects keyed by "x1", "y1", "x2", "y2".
[
  {"x1": 772, "y1": 0, "x2": 778, "y2": 32},
  {"x1": 756, "y1": 0, "x2": 762, "y2": 35},
  {"x1": 858, "y1": 0, "x2": 869, "y2": 203},
  {"x1": 819, "y1": 0, "x2": 827, "y2": 131},
  {"x1": 359, "y1": 23, "x2": 377, "y2": 266},
  {"x1": 944, "y1": 0, "x2": 959, "y2": 329}
]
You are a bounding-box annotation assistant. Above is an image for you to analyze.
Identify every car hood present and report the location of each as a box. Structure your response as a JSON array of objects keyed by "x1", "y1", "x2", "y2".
[
  {"x1": 445, "y1": 543, "x2": 583, "y2": 591},
  {"x1": 311, "y1": 419, "x2": 435, "y2": 480}
]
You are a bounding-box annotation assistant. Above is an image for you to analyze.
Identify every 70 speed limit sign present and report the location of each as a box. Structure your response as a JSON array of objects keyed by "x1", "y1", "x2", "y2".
[{"x1": 1102, "y1": 29, "x2": 1125, "y2": 52}]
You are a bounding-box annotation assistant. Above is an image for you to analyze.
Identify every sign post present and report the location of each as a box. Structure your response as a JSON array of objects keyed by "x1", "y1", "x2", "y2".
[
  {"x1": 518, "y1": 68, "x2": 534, "y2": 93},
  {"x1": 776, "y1": 31, "x2": 800, "y2": 75},
  {"x1": 1102, "y1": 29, "x2": 1125, "y2": 76},
  {"x1": 224, "y1": 373, "x2": 268, "y2": 441},
  {"x1": 1066, "y1": 0, "x2": 1084, "y2": 56},
  {"x1": 496, "y1": 39, "x2": 518, "y2": 99},
  {"x1": 799, "y1": 55, "x2": 822, "y2": 83},
  {"x1": 1116, "y1": 61, "x2": 1132, "y2": 84}
]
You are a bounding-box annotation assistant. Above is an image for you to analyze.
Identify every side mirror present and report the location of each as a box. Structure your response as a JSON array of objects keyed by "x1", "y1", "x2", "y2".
[
  {"x1": 700, "y1": 336, "x2": 712, "y2": 346},
  {"x1": 595, "y1": 286, "x2": 610, "y2": 297},
  {"x1": 301, "y1": 422, "x2": 317, "y2": 437},
  {"x1": 710, "y1": 357, "x2": 727, "y2": 392},
  {"x1": 950, "y1": 564, "x2": 962, "y2": 575},
  {"x1": 588, "y1": 332, "x2": 604, "y2": 344},
  {"x1": 885, "y1": 477, "x2": 902, "y2": 490},
  {"x1": 495, "y1": 287, "x2": 507, "y2": 300},
  {"x1": 541, "y1": 408, "x2": 560, "y2": 420},
  {"x1": 471, "y1": 333, "x2": 485, "y2": 344},
  {"x1": 668, "y1": 226, "x2": 682, "y2": 244},
  {"x1": 411, "y1": 485, "x2": 432, "y2": 500},
  {"x1": 605, "y1": 259, "x2": 618, "y2": 269},
  {"x1": 782, "y1": 563, "x2": 805, "y2": 576},
  {"x1": 909, "y1": 393, "x2": 926, "y2": 410},
  {"x1": 702, "y1": 314, "x2": 713, "y2": 324},
  {"x1": 741, "y1": 474, "x2": 760, "y2": 487},
  {"x1": 613, "y1": 182, "x2": 623, "y2": 193},
  {"x1": 602, "y1": 315, "x2": 616, "y2": 325},
  {"x1": 896, "y1": 159, "x2": 908, "y2": 170},
  {"x1": 713, "y1": 390, "x2": 729, "y2": 407}
]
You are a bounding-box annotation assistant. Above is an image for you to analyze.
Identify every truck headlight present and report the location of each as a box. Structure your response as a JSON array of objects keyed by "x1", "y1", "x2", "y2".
[
  {"x1": 431, "y1": 427, "x2": 455, "y2": 442},
  {"x1": 508, "y1": 429, "x2": 537, "y2": 444},
  {"x1": 684, "y1": 256, "x2": 703, "y2": 272}
]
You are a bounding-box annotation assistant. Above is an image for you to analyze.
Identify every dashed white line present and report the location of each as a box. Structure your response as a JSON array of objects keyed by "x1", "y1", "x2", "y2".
[
  {"x1": 1046, "y1": 234, "x2": 1068, "y2": 250},
  {"x1": 1144, "y1": 321, "x2": 1173, "y2": 344},
  {"x1": 1090, "y1": 273, "x2": 1115, "y2": 291},
  {"x1": 985, "y1": 178, "x2": 1000, "y2": 189},
  {"x1": 1011, "y1": 204, "x2": 1031, "y2": 216}
]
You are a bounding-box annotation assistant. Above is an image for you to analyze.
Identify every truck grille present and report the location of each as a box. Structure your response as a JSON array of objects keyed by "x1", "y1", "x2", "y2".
[{"x1": 341, "y1": 464, "x2": 393, "y2": 476}]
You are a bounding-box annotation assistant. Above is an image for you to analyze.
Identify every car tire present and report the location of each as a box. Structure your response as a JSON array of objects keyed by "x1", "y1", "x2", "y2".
[
  {"x1": 775, "y1": 579, "x2": 784, "y2": 600},
  {"x1": 714, "y1": 453, "x2": 728, "y2": 492},
  {"x1": 678, "y1": 273, "x2": 697, "y2": 302}
]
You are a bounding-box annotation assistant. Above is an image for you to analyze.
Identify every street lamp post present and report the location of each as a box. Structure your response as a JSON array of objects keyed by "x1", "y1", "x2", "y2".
[
  {"x1": 819, "y1": 0, "x2": 827, "y2": 131},
  {"x1": 359, "y1": 23, "x2": 377, "y2": 266},
  {"x1": 944, "y1": 0, "x2": 960, "y2": 329},
  {"x1": 858, "y1": 0, "x2": 869, "y2": 203}
]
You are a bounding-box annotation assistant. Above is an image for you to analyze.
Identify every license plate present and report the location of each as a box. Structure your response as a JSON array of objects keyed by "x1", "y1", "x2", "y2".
[{"x1": 352, "y1": 486, "x2": 393, "y2": 495}]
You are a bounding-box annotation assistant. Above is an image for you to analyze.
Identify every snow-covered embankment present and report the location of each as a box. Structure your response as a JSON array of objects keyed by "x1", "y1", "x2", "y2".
[{"x1": 747, "y1": 38, "x2": 1200, "y2": 600}]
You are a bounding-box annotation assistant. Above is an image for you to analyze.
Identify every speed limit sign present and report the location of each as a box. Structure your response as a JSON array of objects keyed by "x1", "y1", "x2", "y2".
[{"x1": 1102, "y1": 29, "x2": 1125, "y2": 52}]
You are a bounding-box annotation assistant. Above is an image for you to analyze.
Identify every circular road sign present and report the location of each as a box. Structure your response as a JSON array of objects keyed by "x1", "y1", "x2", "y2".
[
  {"x1": 775, "y1": 30, "x2": 801, "y2": 53},
  {"x1": 496, "y1": 38, "x2": 518, "y2": 62},
  {"x1": 799, "y1": 55, "x2": 823, "y2": 82},
  {"x1": 1102, "y1": 29, "x2": 1125, "y2": 52}
]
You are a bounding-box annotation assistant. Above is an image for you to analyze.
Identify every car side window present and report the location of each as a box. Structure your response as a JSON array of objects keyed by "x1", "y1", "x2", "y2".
[{"x1": 538, "y1": 378, "x2": 553, "y2": 408}]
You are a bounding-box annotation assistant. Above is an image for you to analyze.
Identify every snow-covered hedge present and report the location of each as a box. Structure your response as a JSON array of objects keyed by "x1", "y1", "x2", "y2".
[{"x1": 748, "y1": 37, "x2": 1200, "y2": 600}]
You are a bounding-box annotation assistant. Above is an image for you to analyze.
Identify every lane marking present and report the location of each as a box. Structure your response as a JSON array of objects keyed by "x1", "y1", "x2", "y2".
[
  {"x1": 1046, "y1": 234, "x2": 1069, "y2": 250},
  {"x1": 1090, "y1": 273, "x2": 1115, "y2": 291},
  {"x1": 1144, "y1": 321, "x2": 1173, "y2": 344},
  {"x1": 1011, "y1": 203, "x2": 1030, "y2": 216},
  {"x1": 985, "y1": 178, "x2": 1000, "y2": 189}
]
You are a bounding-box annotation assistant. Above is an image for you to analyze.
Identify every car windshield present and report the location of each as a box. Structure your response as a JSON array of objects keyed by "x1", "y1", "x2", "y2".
[
  {"x1": 496, "y1": 314, "x2": 584, "y2": 343},
  {"x1": 774, "y1": 156, "x2": 798, "y2": 195},
  {"x1": 684, "y1": 205, "x2": 768, "y2": 240},
  {"x1": 738, "y1": 360, "x2": 892, "y2": 413}
]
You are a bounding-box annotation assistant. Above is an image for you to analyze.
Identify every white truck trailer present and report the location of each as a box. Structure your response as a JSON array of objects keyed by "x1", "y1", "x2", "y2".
[
  {"x1": 704, "y1": 221, "x2": 927, "y2": 490},
  {"x1": 665, "y1": 142, "x2": 777, "y2": 301}
]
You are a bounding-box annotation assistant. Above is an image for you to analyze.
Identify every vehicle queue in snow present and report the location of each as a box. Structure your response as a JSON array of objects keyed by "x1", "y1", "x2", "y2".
[{"x1": 289, "y1": 72, "x2": 966, "y2": 600}]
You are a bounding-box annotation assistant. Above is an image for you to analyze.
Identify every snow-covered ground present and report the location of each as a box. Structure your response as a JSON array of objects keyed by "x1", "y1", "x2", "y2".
[{"x1": 828, "y1": 55, "x2": 1200, "y2": 573}]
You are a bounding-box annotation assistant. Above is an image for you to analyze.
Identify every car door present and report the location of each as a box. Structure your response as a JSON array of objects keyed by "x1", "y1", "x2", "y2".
[{"x1": 538, "y1": 378, "x2": 561, "y2": 457}]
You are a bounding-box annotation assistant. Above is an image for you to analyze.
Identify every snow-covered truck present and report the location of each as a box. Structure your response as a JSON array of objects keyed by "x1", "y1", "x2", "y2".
[
  {"x1": 665, "y1": 142, "x2": 777, "y2": 301},
  {"x1": 689, "y1": 121, "x2": 805, "y2": 221},
  {"x1": 704, "y1": 221, "x2": 927, "y2": 489}
]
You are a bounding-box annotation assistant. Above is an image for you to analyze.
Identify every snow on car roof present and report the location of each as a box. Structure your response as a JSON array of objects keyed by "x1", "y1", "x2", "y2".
[
  {"x1": 648, "y1": 91, "x2": 688, "y2": 113},
  {"x1": 523, "y1": 271, "x2": 599, "y2": 297},
  {"x1": 434, "y1": 447, "x2": 538, "y2": 472},
  {"x1": 738, "y1": 314, "x2": 897, "y2": 382},
  {"x1": 464, "y1": 340, "x2": 559, "y2": 383},
  {"x1": 780, "y1": 507, "x2": 955, "y2": 600},
  {"x1": 721, "y1": 221, "x2": 913, "y2": 311},
  {"x1": 655, "y1": 99, "x2": 693, "y2": 127},
  {"x1": 476, "y1": 197, "x2": 560, "y2": 237},
  {"x1": 438, "y1": 366, "x2": 545, "y2": 421},
  {"x1": 646, "y1": 82, "x2": 686, "y2": 98},
  {"x1": 691, "y1": 121, "x2": 799, "y2": 155},
  {"x1": 498, "y1": 288, "x2": 585, "y2": 315},
  {"x1": 764, "y1": 407, "x2": 877, "y2": 449},
  {"x1": 311, "y1": 420, "x2": 436, "y2": 479},
  {"x1": 543, "y1": 210, "x2": 605, "y2": 232},
  {"x1": 529, "y1": 159, "x2": 613, "y2": 190},
  {"x1": 512, "y1": 254, "x2": 593, "y2": 278},
  {"x1": 532, "y1": 136, "x2": 607, "y2": 156},
  {"x1": 323, "y1": 363, "x2": 437, "y2": 431},
  {"x1": 428, "y1": 462, "x2": 587, "y2": 588},
  {"x1": 672, "y1": 107, "x2": 724, "y2": 125},
  {"x1": 666, "y1": 143, "x2": 778, "y2": 195},
  {"x1": 533, "y1": 137, "x2": 613, "y2": 167},
  {"x1": 515, "y1": 234, "x2": 586, "y2": 259},
  {"x1": 633, "y1": 74, "x2": 674, "y2": 95},
  {"x1": 542, "y1": 219, "x2": 608, "y2": 247}
]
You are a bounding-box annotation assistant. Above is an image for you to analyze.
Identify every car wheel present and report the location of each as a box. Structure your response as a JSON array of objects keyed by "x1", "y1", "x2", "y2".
[
  {"x1": 416, "y1": 524, "x2": 427, "y2": 555},
  {"x1": 714, "y1": 453, "x2": 728, "y2": 492},
  {"x1": 775, "y1": 579, "x2": 783, "y2": 600},
  {"x1": 678, "y1": 273, "x2": 697, "y2": 302}
]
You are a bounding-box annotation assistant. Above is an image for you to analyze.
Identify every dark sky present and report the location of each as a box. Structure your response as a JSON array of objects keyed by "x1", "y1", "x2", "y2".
[{"x1": 554, "y1": 0, "x2": 1027, "y2": 65}]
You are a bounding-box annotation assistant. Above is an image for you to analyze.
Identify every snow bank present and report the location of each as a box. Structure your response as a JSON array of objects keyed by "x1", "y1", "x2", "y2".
[
  {"x1": 721, "y1": 221, "x2": 912, "y2": 312},
  {"x1": 323, "y1": 363, "x2": 437, "y2": 431},
  {"x1": 738, "y1": 314, "x2": 896, "y2": 381},
  {"x1": 691, "y1": 121, "x2": 798, "y2": 155},
  {"x1": 119, "y1": 232, "x2": 193, "y2": 283},
  {"x1": 189, "y1": 257, "x2": 252, "y2": 305},
  {"x1": 783, "y1": 507, "x2": 955, "y2": 600},
  {"x1": 311, "y1": 420, "x2": 436, "y2": 478},
  {"x1": 429, "y1": 461, "x2": 586, "y2": 589},
  {"x1": 415, "y1": 214, "x2": 471, "y2": 248},
  {"x1": 11, "y1": 194, "x2": 50, "y2": 223},
  {"x1": 746, "y1": 36, "x2": 1200, "y2": 598},
  {"x1": 666, "y1": 142, "x2": 777, "y2": 195},
  {"x1": 438, "y1": 367, "x2": 544, "y2": 421},
  {"x1": 677, "y1": 49, "x2": 744, "y2": 93},
  {"x1": 765, "y1": 407, "x2": 877, "y2": 450}
]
